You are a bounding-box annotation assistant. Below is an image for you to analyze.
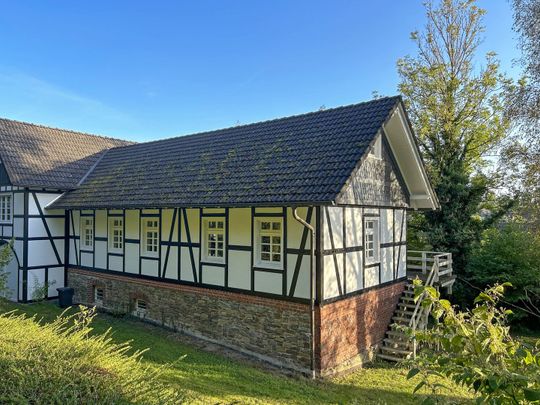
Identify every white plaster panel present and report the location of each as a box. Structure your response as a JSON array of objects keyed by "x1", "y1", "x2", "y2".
[
  {"x1": 364, "y1": 265, "x2": 379, "y2": 288},
  {"x1": 109, "y1": 255, "x2": 123, "y2": 272},
  {"x1": 48, "y1": 267, "x2": 64, "y2": 296},
  {"x1": 323, "y1": 207, "x2": 343, "y2": 250},
  {"x1": 81, "y1": 251, "x2": 93, "y2": 268},
  {"x1": 162, "y1": 247, "x2": 178, "y2": 280},
  {"x1": 14, "y1": 193, "x2": 24, "y2": 216},
  {"x1": 94, "y1": 241, "x2": 107, "y2": 269},
  {"x1": 255, "y1": 207, "x2": 282, "y2": 214},
  {"x1": 286, "y1": 207, "x2": 312, "y2": 249},
  {"x1": 201, "y1": 264, "x2": 225, "y2": 286},
  {"x1": 180, "y1": 247, "x2": 196, "y2": 282},
  {"x1": 182, "y1": 209, "x2": 200, "y2": 243},
  {"x1": 228, "y1": 250, "x2": 250, "y2": 290},
  {"x1": 95, "y1": 210, "x2": 107, "y2": 238},
  {"x1": 161, "y1": 209, "x2": 175, "y2": 241},
  {"x1": 27, "y1": 269, "x2": 45, "y2": 300},
  {"x1": 287, "y1": 253, "x2": 310, "y2": 299},
  {"x1": 28, "y1": 193, "x2": 61, "y2": 215},
  {"x1": 345, "y1": 207, "x2": 363, "y2": 248},
  {"x1": 381, "y1": 246, "x2": 394, "y2": 283},
  {"x1": 125, "y1": 210, "x2": 139, "y2": 239},
  {"x1": 380, "y1": 208, "x2": 394, "y2": 244},
  {"x1": 254, "y1": 270, "x2": 282, "y2": 295},
  {"x1": 27, "y1": 240, "x2": 60, "y2": 267},
  {"x1": 125, "y1": 244, "x2": 139, "y2": 274},
  {"x1": 141, "y1": 259, "x2": 159, "y2": 277},
  {"x1": 5, "y1": 255, "x2": 18, "y2": 301},
  {"x1": 228, "y1": 208, "x2": 251, "y2": 246},
  {"x1": 345, "y1": 250, "x2": 363, "y2": 293},
  {"x1": 323, "y1": 252, "x2": 344, "y2": 299}
]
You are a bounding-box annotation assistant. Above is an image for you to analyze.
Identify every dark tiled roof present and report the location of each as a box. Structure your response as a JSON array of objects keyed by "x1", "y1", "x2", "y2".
[
  {"x1": 0, "y1": 119, "x2": 132, "y2": 189},
  {"x1": 52, "y1": 96, "x2": 402, "y2": 208}
]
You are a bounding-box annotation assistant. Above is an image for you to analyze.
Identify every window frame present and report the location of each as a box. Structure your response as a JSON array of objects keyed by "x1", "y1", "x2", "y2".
[
  {"x1": 108, "y1": 217, "x2": 124, "y2": 253},
  {"x1": 94, "y1": 286, "x2": 104, "y2": 305},
  {"x1": 202, "y1": 218, "x2": 226, "y2": 264},
  {"x1": 0, "y1": 193, "x2": 13, "y2": 224},
  {"x1": 142, "y1": 218, "x2": 159, "y2": 257},
  {"x1": 364, "y1": 217, "x2": 380, "y2": 265},
  {"x1": 133, "y1": 299, "x2": 147, "y2": 317},
  {"x1": 254, "y1": 217, "x2": 284, "y2": 270},
  {"x1": 81, "y1": 217, "x2": 94, "y2": 250}
]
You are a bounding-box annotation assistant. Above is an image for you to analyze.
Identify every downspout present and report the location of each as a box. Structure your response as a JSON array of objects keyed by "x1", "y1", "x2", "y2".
[{"x1": 292, "y1": 207, "x2": 317, "y2": 378}]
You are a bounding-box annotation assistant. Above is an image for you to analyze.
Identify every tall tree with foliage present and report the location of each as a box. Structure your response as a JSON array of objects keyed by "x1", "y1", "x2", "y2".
[
  {"x1": 397, "y1": 0, "x2": 511, "y2": 286},
  {"x1": 501, "y1": 0, "x2": 540, "y2": 232}
]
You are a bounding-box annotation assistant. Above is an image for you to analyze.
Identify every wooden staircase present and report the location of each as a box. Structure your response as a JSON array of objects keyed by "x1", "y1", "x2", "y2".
[{"x1": 378, "y1": 251, "x2": 454, "y2": 362}]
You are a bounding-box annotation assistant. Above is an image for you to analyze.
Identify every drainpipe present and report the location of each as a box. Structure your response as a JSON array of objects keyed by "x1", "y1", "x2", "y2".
[{"x1": 292, "y1": 207, "x2": 317, "y2": 378}]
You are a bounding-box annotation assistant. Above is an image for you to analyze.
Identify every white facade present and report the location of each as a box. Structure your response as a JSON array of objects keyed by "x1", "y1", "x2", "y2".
[{"x1": 0, "y1": 186, "x2": 66, "y2": 301}]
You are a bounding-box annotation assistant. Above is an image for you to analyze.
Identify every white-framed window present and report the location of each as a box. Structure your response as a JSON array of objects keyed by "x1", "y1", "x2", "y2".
[
  {"x1": 133, "y1": 299, "x2": 147, "y2": 317},
  {"x1": 108, "y1": 217, "x2": 124, "y2": 253},
  {"x1": 142, "y1": 218, "x2": 159, "y2": 257},
  {"x1": 81, "y1": 217, "x2": 94, "y2": 249},
  {"x1": 255, "y1": 218, "x2": 283, "y2": 269},
  {"x1": 94, "y1": 287, "x2": 104, "y2": 305},
  {"x1": 202, "y1": 218, "x2": 225, "y2": 263},
  {"x1": 364, "y1": 217, "x2": 380, "y2": 264},
  {"x1": 0, "y1": 194, "x2": 12, "y2": 223}
]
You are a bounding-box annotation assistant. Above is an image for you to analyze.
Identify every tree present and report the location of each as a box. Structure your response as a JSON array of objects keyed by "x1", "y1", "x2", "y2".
[
  {"x1": 397, "y1": 0, "x2": 511, "y2": 285},
  {"x1": 407, "y1": 283, "x2": 540, "y2": 404},
  {"x1": 500, "y1": 0, "x2": 540, "y2": 232},
  {"x1": 465, "y1": 225, "x2": 540, "y2": 323}
]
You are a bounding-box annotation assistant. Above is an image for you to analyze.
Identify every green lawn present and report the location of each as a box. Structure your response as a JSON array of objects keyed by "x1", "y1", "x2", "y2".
[{"x1": 0, "y1": 300, "x2": 473, "y2": 404}]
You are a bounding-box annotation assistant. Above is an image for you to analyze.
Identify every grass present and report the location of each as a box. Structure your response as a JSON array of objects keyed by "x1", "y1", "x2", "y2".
[{"x1": 0, "y1": 300, "x2": 474, "y2": 404}]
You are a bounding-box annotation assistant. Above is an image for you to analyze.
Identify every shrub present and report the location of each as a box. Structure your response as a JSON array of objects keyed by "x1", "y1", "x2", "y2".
[
  {"x1": 407, "y1": 283, "x2": 540, "y2": 404},
  {"x1": 0, "y1": 306, "x2": 183, "y2": 404},
  {"x1": 465, "y1": 225, "x2": 540, "y2": 322}
]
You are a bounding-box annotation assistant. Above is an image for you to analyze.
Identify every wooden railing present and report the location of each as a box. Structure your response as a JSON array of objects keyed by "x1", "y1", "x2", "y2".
[{"x1": 407, "y1": 251, "x2": 453, "y2": 358}]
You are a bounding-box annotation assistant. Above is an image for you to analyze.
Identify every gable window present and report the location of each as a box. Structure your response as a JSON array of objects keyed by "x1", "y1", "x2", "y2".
[
  {"x1": 202, "y1": 218, "x2": 225, "y2": 263},
  {"x1": 364, "y1": 218, "x2": 380, "y2": 264},
  {"x1": 108, "y1": 217, "x2": 123, "y2": 253},
  {"x1": 0, "y1": 194, "x2": 12, "y2": 223},
  {"x1": 81, "y1": 217, "x2": 94, "y2": 249},
  {"x1": 255, "y1": 218, "x2": 283, "y2": 269},
  {"x1": 94, "y1": 287, "x2": 104, "y2": 306}
]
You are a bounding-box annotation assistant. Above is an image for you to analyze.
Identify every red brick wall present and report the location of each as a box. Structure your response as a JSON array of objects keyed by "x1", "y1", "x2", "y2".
[{"x1": 315, "y1": 281, "x2": 405, "y2": 373}]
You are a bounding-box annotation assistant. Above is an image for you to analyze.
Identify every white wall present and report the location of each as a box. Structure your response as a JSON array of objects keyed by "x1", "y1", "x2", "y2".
[
  {"x1": 68, "y1": 206, "x2": 315, "y2": 300},
  {"x1": 321, "y1": 206, "x2": 407, "y2": 301}
]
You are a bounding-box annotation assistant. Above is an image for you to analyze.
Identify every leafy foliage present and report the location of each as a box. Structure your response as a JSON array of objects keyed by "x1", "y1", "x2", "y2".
[
  {"x1": 464, "y1": 226, "x2": 540, "y2": 322},
  {"x1": 500, "y1": 0, "x2": 540, "y2": 233},
  {"x1": 0, "y1": 305, "x2": 183, "y2": 404},
  {"x1": 397, "y1": 0, "x2": 512, "y2": 289},
  {"x1": 407, "y1": 282, "x2": 540, "y2": 404}
]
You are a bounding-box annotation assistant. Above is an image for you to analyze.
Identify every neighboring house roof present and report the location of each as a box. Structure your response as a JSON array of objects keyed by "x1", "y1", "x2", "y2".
[
  {"x1": 51, "y1": 96, "x2": 428, "y2": 209},
  {"x1": 0, "y1": 118, "x2": 132, "y2": 189}
]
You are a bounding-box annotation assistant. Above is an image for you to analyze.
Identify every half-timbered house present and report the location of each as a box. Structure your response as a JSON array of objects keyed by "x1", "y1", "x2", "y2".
[{"x1": 0, "y1": 96, "x2": 446, "y2": 375}]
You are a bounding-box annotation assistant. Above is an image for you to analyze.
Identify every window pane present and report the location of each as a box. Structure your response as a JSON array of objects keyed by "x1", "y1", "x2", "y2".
[
  {"x1": 272, "y1": 236, "x2": 280, "y2": 244},
  {"x1": 272, "y1": 254, "x2": 281, "y2": 262},
  {"x1": 261, "y1": 253, "x2": 270, "y2": 261},
  {"x1": 261, "y1": 222, "x2": 271, "y2": 230},
  {"x1": 272, "y1": 222, "x2": 281, "y2": 231}
]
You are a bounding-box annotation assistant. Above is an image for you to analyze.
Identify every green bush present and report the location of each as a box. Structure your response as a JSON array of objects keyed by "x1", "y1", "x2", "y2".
[
  {"x1": 407, "y1": 283, "x2": 540, "y2": 404},
  {"x1": 0, "y1": 306, "x2": 183, "y2": 404},
  {"x1": 465, "y1": 225, "x2": 540, "y2": 323}
]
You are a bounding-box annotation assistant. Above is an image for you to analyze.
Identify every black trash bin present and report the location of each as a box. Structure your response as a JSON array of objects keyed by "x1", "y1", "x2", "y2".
[{"x1": 57, "y1": 287, "x2": 74, "y2": 308}]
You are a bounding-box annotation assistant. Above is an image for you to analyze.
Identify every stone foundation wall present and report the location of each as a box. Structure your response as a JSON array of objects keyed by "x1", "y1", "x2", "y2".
[
  {"x1": 315, "y1": 281, "x2": 405, "y2": 375},
  {"x1": 67, "y1": 268, "x2": 312, "y2": 373}
]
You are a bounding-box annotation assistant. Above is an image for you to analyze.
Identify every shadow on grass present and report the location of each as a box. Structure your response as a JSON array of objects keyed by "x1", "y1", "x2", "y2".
[{"x1": 0, "y1": 301, "x2": 472, "y2": 404}]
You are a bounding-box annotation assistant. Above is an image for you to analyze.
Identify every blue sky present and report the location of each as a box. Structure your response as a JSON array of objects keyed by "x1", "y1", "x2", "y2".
[{"x1": 0, "y1": 1, "x2": 518, "y2": 142}]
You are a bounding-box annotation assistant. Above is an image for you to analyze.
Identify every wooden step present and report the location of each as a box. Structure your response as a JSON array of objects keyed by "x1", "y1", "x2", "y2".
[
  {"x1": 386, "y1": 330, "x2": 409, "y2": 339},
  {"x1": 382, "y1": 338, "x2": 412, "y2": 349},
  {"x1": 380, "y1": 346, "x2": 413, "y2": 356},
  {"x1": 392, "y1": 316, "x2": 411, "y2": 323},
  {"x1": 377, "y1": 353, "x2": 404, "y2": 362},
  {"x1": 398, "y1": 302, "x2": 417, "y2": 309}
]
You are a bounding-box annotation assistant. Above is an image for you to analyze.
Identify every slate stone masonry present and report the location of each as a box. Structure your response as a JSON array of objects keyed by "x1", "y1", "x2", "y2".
[{"x1": 67, "y1": 268, "x2": 313, "y2": 373}]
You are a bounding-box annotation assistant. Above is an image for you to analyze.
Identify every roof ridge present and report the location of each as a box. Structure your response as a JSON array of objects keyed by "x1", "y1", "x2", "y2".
[
  {"x1": 112, "y1": 95, "x2": 402, "y2": 151},
  {"x1": 0, "y1": 116, "x2": 135, "y2": 145}
]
